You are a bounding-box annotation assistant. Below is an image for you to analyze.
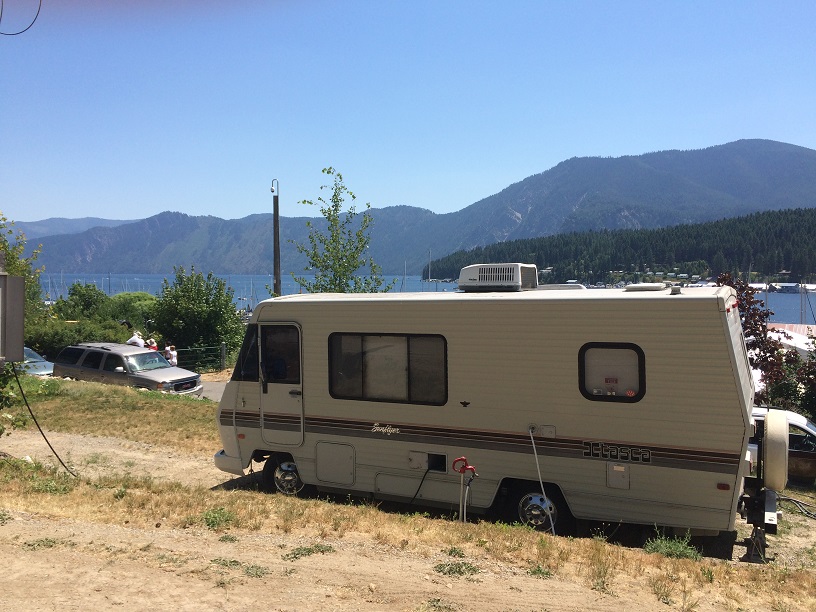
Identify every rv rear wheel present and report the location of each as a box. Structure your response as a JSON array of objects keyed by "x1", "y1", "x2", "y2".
[
  {"x1": 262, "y1": 457, "x2": 305, "y2": 495},
  {"x1": 510, "y1": 486, "x2": 574, "y2": 535}
]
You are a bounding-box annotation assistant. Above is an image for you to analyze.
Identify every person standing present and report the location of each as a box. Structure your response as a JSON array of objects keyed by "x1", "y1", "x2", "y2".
[{"x1": 168, "y1": 345, "x2": 178, "y2": 366}]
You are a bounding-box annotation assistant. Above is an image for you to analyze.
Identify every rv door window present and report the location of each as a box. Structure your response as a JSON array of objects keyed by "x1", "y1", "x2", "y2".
[
  {"x1": 578, "y1": 342, "x2": 645, "y2": 403},
  {"x1": 329, "y1": 333, "x2": 447, "y2": 405},
  {"x1": 261, "y1": 325, "x2": 301, "y2": 384}
]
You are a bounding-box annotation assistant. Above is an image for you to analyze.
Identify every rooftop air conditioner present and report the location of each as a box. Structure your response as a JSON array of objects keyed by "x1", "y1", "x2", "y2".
[{"x1": 457, "y1": 263, "x2": 539, "y2": 292}]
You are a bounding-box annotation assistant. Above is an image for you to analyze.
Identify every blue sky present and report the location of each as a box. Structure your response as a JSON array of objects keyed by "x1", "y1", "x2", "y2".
[{"x1": 2, "y1": 1, "x2": 815, "y2": 222}]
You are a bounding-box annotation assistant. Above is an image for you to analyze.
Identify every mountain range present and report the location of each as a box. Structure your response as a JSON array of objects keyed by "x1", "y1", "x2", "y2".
[{"x1": 18, "y1": 139, "x2": 816, "y2": 276}]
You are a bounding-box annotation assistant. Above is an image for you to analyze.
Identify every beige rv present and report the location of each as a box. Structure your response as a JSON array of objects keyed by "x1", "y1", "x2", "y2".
[{"x1": 214, "y1": 263, "x2": 786, "y2": 554}]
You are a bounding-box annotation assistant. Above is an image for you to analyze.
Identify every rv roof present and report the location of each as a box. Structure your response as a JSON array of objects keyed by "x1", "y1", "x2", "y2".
[{"x1": 265, "y1": 285, "x2": 734, "y2": 305}]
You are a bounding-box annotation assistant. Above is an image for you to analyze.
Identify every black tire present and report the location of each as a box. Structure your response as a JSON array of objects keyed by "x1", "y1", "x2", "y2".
[
  {"x1": 505, "y1": 484, "x2": 575, "y2": 535},
  {"x1": 261, "y1": 455, "x2": 305, "y2": 495}
]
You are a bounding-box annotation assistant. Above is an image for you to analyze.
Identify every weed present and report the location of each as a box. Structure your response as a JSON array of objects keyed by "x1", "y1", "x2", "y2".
[
  {"x1": 643, "y1": 531, "x2": 702, "y2": 561},
  {"x1": 587, "y1": 535, "x2": 615, "y2": 593},
  {"x1": 445, "y1": 546, "x2": 465, "y2": 558},
  {"x1": 700, "y1": 566, "x2": 715, "y2": 584},
  {"x1": 157, "y1": 553, "x2": 187, "y2": 567},
  {"x1": 419, "y1": 598, "x2": 457, "y2": 611},
  {"x1": 219, "y1": 534, "x2": 238, "y2": 543},
  {"x1": 84, "y1": 453, "x2": 107, "y2": 466},
  {"x1": 527, "y1": 563, "x2": 552, "y2": 579},
  {"x1": 679, "y1": 579, "x2": 699, "y2": 612},
  {"x1": 649, "y1": 573, "x2": 676, "y2": 605},
  {"x1": 243, "y1": 563, "x2": 269, "y2": 578},
  {"x1": 202, "y1": 507, "x2": 236, "y2": 530},
  {"x1": 211, "y1": 557, "x2": 242, "y2": 569},
  {"x1": 433, "y1": 561, "x2": 480, "y2": 577},
  {"x1": 281, "y1": 543, "x2": 334, "y2": 561},
  {"x1": 23, "y1": 537, "x2": 59, "y2": 550},
  {"x1": 0, "y1": 509, "x2": 10, "y2": 525},
  {"x1": 113, "y1": 486, "x2": 127, "y2": 500},
  {"x1": 30, "y1": 473, "x2": 76, "y2": 495}
]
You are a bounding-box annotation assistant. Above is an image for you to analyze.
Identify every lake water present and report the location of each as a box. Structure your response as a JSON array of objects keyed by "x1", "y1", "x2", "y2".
[
  {"x1": 39, "y1": 273, "x2": 816, "y2": 324},
  {"x1": 39, "y1": 272, "x2": 454, "y2": 308}
]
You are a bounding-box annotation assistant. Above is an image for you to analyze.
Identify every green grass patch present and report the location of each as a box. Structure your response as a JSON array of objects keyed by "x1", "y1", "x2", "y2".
[
  {"x1": 433, "y1": 561, "x2": 480, "y2": 576},
  {"x1": 527, "y1": 563, "x2": 553, "y2": 579},
  {"x1": 281, "y1": 543, "x2": 334, "y2": 561},
  {"x1": 643, "y1": 531, "x2": 702, "y2": 561},
  {"x1": 201, "y1": 507, "x2": 236, "y2": 530}
]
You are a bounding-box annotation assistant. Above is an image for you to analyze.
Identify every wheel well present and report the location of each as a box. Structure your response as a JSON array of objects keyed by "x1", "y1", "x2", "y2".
[
  {"x1": 251, "y1": 450, "x2": 294, "y2": 465},
  {"x1": 492, "y1": 479, "x2": 570, "y2": 513}
]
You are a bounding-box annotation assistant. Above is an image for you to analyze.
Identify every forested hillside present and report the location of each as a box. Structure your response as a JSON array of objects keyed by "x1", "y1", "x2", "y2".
[
  {"x1": 22, "y1": 139, "x2": 816, "y2": 276},
  {"x1": 428, "y1": 208, "x2": 816, "y2": 284}
]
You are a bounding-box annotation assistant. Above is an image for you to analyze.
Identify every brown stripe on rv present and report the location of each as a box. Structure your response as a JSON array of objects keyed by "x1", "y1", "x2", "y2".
[{"x1": 222, "y1": 412, "x2": 741, "y2": 476}]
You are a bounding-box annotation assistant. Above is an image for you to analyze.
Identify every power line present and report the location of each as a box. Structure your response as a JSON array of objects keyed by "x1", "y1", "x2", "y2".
[{"x1": 0, "y1": 0, "x2": 43, "y2": 36}]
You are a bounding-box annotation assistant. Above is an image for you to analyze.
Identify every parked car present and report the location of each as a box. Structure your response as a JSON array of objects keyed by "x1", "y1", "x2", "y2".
[
  {"x1": 52, "y1": 342, "x2": 203, "y2": 396},
  {"x1": 752, "y1": 407, "x2": 816, "y2": 483},
  {"x1": 21, "y1": 347, "x2": 54, "y2": 377}
]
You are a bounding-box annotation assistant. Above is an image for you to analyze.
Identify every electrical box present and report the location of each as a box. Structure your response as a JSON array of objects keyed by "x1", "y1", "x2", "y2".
[{"x1": 0, "y1": 273, "x2": 25, "y2": 363}]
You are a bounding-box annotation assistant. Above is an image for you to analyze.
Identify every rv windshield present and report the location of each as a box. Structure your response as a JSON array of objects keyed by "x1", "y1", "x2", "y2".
[{"x1": 128, "y1": 352, "x2": 171, "y2": 372}]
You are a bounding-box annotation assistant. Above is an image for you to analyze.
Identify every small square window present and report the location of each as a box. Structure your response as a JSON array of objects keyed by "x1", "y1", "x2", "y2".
[{"x1": 579, "y1": 343, "x2": 645, "y2": 402}]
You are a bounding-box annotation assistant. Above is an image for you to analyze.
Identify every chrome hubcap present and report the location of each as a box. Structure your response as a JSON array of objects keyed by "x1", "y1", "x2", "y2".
[
  {"x1": 274, "y1": 461, "x2": 304, "y2": 495},
  {"x1": 518, "y1": 493, "x2": 556, "y2": 528}
]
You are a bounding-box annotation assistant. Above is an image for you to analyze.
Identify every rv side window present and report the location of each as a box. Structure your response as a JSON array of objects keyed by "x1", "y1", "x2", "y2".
[
  {"x1": 232, "y1": 325, "x2": 259, "y2": 382},
  {"x1": 578, "y1": 342, "x2": 645, "y2": 403},
  {"x1": 329, "y1": 333, "x2": 447, "y2": 405}
]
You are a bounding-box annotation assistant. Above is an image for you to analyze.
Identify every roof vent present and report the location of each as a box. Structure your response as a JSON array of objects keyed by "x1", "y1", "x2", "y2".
[
  {"x1": 624, "y1": 283, "x2": 669, "y2": 292},
  {"x1": 458, "y1": 263, "x2": 539, "y2": 292}
]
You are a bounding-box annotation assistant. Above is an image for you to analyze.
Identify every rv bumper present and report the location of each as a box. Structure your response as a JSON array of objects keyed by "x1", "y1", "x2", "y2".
[{"x1": 213, "y1": 450, "x2": 245, "y2": 476}]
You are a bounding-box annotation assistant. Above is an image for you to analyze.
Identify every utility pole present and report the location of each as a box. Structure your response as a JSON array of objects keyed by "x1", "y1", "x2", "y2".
[{"x1": 271, "y1": 178, "x2": 281, "y2": 296}]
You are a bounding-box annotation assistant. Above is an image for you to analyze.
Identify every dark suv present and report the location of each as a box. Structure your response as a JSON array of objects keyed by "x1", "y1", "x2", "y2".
[{"x1": 53, "y1": 342, "x2": 203, "y2": 396}]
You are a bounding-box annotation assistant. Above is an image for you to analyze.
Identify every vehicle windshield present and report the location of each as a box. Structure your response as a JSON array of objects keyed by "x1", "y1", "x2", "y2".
[
  {"x1": 24, "y1": 347, "x2": 45, "y2": 363},
  {"x1": 128, "y1": 351, "x2": 171, "y2": 372}
]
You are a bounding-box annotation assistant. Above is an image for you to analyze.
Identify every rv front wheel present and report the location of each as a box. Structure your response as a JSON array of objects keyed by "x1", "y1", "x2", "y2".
[{"x1": 262, "y1": 458, "x2": 305, "y2": 495}]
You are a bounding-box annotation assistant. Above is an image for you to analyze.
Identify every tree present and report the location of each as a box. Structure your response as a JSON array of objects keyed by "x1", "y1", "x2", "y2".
[
  {"x1": 0, "y1": 213, "x2": 45, "y2": 326},
  {"x1": 716, "y1": 272, "x2": 785, "y2": 405},
  {"x1": 53, "y1": 282, "x2": 110, "y2": 321},
  {"x1": 291, "y1": 167, "x2": 395, "y2": 294},
  {"x1": 0, "y1": 214, "x2": 43, "y2": 436},
  {"x1": 152, "y1": 266, "x2": 245, "y2": 353}
]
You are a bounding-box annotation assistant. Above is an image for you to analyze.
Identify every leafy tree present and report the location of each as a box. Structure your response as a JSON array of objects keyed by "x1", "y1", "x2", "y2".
[
  {"x1": 716, "y1": 273, "x2": 786, "y2": 405},
  {"x1": 0, "y1": 214, "x2": 44, "y2": 435},
  {"x1": 26, "y1": 317, "x2": 126, "y2": 360},
  {"x1": 291, "y1": 167, "x2": 395, "y2": 293},
  {"x1": 0, "y1": 213, "x2": 45, "y2": 327},
  {"x1": 152, "y1": 266, "x2": 244, "y2": 353},
  {"x1": 53, "y1": 282, "x2": 110, "y2": 320},
  {"x1": 100, "y1": 292, "x2": 158, "y2": 336}
]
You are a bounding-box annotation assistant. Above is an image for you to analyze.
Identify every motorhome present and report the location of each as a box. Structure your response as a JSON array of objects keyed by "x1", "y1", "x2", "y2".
[{"x1": 214, "y1": 263, "x2": 786, "y2": 554}]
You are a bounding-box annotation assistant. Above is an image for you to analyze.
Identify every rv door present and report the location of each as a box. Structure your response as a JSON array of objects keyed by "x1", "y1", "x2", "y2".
[{"x1": 259, "y1": 323, "x2": 304, "y2": 446}]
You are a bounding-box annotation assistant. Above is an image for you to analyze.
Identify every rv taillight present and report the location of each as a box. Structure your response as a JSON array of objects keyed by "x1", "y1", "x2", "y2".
[
  {"x1": 238, "y1": 433, "x2": 246, "y2": 439},
  {"x1": 717, "y1": 483, "x2": 730, "y2": 491}
]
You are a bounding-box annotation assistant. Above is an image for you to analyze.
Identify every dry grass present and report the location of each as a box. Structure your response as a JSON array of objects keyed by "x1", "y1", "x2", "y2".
[{"x1": 4, "y1": 377, "x2": 816, "y2": 609}]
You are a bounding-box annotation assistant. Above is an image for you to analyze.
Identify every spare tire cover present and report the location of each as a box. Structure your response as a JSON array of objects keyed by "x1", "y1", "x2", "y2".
[{"x1": 763, "y1": 409, "x2": 789, "y2": 492}]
